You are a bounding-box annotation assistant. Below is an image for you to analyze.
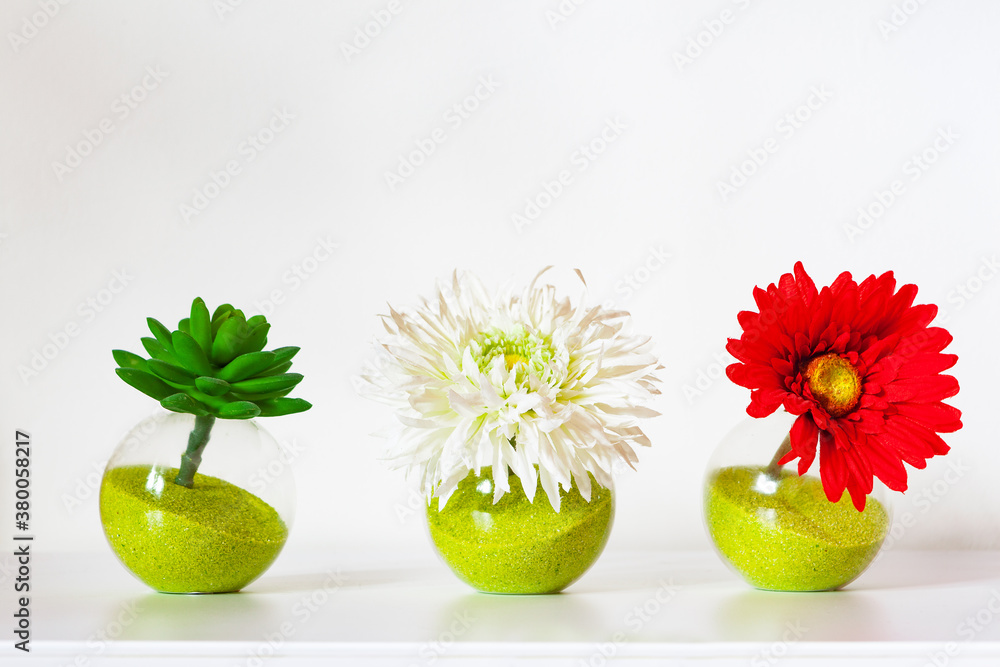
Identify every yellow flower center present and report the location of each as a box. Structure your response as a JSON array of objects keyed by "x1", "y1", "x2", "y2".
[
  {"x1": 802, "y1": 353, "x2": 862, "y2": 418},
  {"x1": 504, "y1": 353, "x2": 526, "y2": 370},
  {"x1": 472, "y1": 326, "x2": 554, "y2": 378}
]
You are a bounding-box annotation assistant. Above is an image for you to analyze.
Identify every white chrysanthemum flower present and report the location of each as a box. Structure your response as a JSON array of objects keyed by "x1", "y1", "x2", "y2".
[{"x1": 361, "y1": 268, "x2": 661, "y2": 511}]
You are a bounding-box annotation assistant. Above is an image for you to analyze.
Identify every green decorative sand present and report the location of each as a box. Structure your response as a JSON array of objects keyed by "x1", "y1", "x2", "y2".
[
  {"x1": 706, "y1": 466, "x2": 889, "y2": 591},
  {"x1": 100, "y1": 465, "x2": 288, "y2": 593},
  {"x1": 427, "y1": 466, "x2": 614, "y2": 594}
]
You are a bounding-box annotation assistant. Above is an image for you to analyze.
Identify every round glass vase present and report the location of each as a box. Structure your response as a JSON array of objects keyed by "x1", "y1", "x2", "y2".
[
  {"x1": 426, "y1": 465, "x2": 614, "y2": 594},
  {"x1": 703, "y1": 412, "x2": 892, "y2": 592},
  {"x1": 99, "y1": 411, "x2": 295, "y2": 594}
]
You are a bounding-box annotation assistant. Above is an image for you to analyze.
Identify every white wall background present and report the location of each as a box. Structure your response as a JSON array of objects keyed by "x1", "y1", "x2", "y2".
[{"x1": 1, "y1": 0, "x2": 998, "y2": 558}]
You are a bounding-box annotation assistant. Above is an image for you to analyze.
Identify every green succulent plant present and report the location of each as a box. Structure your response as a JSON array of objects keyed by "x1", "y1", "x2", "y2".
[{"x1": 113, "y1": 297, "x2": 311, "y2": 487}]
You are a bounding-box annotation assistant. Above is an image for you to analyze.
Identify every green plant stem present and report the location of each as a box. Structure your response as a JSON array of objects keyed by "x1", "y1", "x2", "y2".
[
  {"x1": 765, "y1": 433, "x2": 792, "y2": 480},
  {"x1": 174, "y1": 414, "x2": 216, "y2": 488}
]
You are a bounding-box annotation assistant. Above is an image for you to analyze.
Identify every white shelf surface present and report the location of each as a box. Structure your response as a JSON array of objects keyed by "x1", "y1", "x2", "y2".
[{"x1": 4, "y1": 549, "x2": 1000, "y2": 665}]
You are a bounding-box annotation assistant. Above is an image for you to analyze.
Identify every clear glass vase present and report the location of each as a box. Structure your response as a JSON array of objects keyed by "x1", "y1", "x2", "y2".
[
  {"x1": 100, "y1": 411, "x2": 295, "y2": 594},
  {"x1": 703, "y1": 413, "x2": 891, "y2": 591},
  {"x1": 426, "y1": 465, "x2": 614, "y2": 594}
]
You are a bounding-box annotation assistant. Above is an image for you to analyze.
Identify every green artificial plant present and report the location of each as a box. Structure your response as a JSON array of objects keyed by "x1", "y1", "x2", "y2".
[{"x1": 113, "y1": 297, "x2": 311, "y2": 487}]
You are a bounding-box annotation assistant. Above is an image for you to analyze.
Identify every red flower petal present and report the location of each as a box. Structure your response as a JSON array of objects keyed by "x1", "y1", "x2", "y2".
[
  {"x1": 726, "y1": 262, "x2": 962, "y2": 508},
  {"x1": 884, "y1": 416, "x2": 951, "y2": 458},
  {"x1": 864, "y1": 436, "x2": 909, "y2": 492},
  {"x1": 789, "y1": 414, "x2": 819, "y2": 474},
  {"x1": 884, "y1": 375, "x2": 960, "y2": 403},
  {"x1": 793, "y1": 261, "x2": 818, "y2": 303},
  {"x1": 782, "y1": 394, "x2": 812, "y2": 415},
  {"x1": 819, "y1": 431, "x2": 848, "y2": 503},
  {"x1": 895, "y1": 353, "x2": 959, "y2": 379},
  {"x1": 894, "y1": 401, "x2": 963, "y2": 431}
]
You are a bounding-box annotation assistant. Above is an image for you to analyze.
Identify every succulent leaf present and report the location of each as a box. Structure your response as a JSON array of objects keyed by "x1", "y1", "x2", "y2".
[
  {"x1": 256, "y1": 397, "x2": 312, "y2": 417},
  {"x1": 116, "y1": 368, "x2": 175, "y2": 400},
  {"x1": 249, "y1": 345, "x2": 298, "y2": 376},
  {"x1": 115, "y1": 298, "x2": 310, "y2": 420},
  {"x1": 212, "y1": 303, "x2": 234, "y2": 321},
  {"x1": 217, "y1": 351, "x2": 277, "y2": 383},
  {"x1": 195, "y1": 376, "x2": 231, "y2": 396},
  {"x1": 189, "y1": 297, "x2": 213, "y2": 354},
  {"x1": 172, "y1": 330, "x2": 214, "y2": 376},
  {"x1": 147, "y1": 359, "x2": 197, "y2": 386},
  {"x1": 210, "y1": 310, "x2": 231, "y2": 336},
  {"x1": 257, "y1": 360, "x2": 293, "y2": 377},
  {"x1": 211, "y1": 316, "x2": 246, "y2": 366},
  {"x1": 240, "y1": 322, "x2": 270, "y2": 355},
  {"x1": 147, "y1": 318, "x2": 175, "y2": 350},
  {"x1": 160, "y1": 392, "x2": 210, "y2": 416},
  {"x1": 229, "y1": 373, "x2": 303, "y2": 394},
  {"x1": 218, "y1": 401, "x2": 261, "y2": 419},
  {"x1": 271, "y1": 346, "x2": 300, "y2": 365},
  {"x1": 141, "y1": 337, "x2": 180, "y2": 366},
  {"x1": 112, "y1": 349, "x2": 147, "y2": 371},
  {"x1": 230, "y1": 387, "x2": 296, "y2": 401}
]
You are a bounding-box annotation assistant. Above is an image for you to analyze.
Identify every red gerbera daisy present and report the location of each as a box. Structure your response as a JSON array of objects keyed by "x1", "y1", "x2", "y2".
[{"x1": 726, "y1": 262, "x2": 962, "y2": 511}]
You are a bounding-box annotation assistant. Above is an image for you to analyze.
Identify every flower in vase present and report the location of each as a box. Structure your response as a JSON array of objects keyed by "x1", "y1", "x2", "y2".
[
  {"x1": 361, "y1": 268, "x2": 661, "y2": 510},
  {"x1": 726, "y1": 261, "x2": 962, "y2": 510}
]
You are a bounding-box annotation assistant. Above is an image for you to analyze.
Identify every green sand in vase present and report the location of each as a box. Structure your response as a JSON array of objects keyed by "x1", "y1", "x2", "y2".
[
  {"x1": 705, "y1": 465, "x2": 889, "y2": 591},
  {"x1": 427, "y1": 466, "x2": 614, "y2": 594},
  {"x1": 100, "y1": 465, "x2": 288, "y2": 593}
]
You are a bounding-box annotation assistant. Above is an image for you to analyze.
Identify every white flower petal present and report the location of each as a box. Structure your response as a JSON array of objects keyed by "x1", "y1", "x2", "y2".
[
  {"x1": 360, "y1": 269, "x2": 661, "y2": 509},
  {"x1": 538, "y1": 465, "x2": 562, "y2": 512}
]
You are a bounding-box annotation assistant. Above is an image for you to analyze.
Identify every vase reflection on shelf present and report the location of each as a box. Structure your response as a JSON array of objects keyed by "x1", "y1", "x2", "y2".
[
  {"x1": 427, "y1": 465, "x2": 614, "y2": 595},
  {"x1": 100, "y1": 412, "x2": 294, "y2": 594},
  {"x1": 704, "y1": 413, "x2": 891, "y2": 592}
]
